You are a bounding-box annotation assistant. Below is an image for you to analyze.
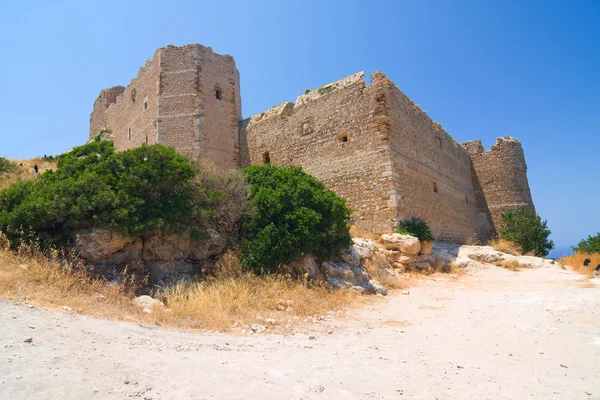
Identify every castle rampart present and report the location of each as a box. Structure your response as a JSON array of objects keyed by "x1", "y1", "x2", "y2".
[{"x1": 90, "y1": 43, "x2": 536, "y2": 242}]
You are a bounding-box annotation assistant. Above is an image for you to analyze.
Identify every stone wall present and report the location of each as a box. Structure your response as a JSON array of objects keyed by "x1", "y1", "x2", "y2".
[
  {"x1": 241, "y1": 71, "x2": 482, "y2": 240},
  {"x1": 380, "y1": 73, "x2": 479, "y2": 242},
  {"x1": 89, "y1": 85, "x2": 125, "y2": 139},
  {"x1": 464, "y1": 137, "x2": 535, "y2": 237},
  {"x1": 240, "y1": 72, "x2": 398, "y2": 233}
]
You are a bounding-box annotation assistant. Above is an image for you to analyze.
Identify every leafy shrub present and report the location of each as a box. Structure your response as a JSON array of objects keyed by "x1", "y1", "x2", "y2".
[
  {"x1": 0, "y1": 141, "x2": 247, "y2": 248},
  {"x1": 240, "y1": 165, "x2": 352, "y2": 274},
  {"x1": 395, "y1": 216, "x2": 435, "y2": 242},
  {"x1": 572, "y1": 232, "x2": 600, "y2": 254},
  {"x1": 0, "y1": 156, "x2": 17, "y2": 173},
  {"x1": 498, "y1": 209, "x2": 554, "y2": 257}
]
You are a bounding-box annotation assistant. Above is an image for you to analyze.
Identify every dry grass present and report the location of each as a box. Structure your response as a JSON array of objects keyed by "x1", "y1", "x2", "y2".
[
  {"x1": 349, "y1": 225, "x2": 382, "y2": 243},
  {"x1": 490, "y1": 239, "x2": 522, "y2": 256},
  {"x1": 498, "y1": 260, "x2": 521, "y2": 271},
  {"x1": 0, "y1": 243, "x2": 360, "y2": 332},
  {"x1": 559, "y1": 253, "x2": 600, "y2": 279},
  {"x1": 0, "y1": 157, "x2": 57, "y2": 191}
]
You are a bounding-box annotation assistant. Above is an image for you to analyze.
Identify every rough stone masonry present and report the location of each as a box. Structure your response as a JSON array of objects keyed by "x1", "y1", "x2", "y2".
[{"x1": 90, "y1": 43, "x2": 535, "y2": 242}]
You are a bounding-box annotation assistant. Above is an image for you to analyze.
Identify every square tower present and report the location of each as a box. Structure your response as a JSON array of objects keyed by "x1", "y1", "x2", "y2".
[{"x1": 90, "y1": 44, "x2": 242, "y2": 172}]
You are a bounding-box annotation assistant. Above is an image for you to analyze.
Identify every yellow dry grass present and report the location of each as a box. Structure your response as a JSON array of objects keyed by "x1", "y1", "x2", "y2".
[
  {"x1": 498, "y1": 260, "x2": 521, "y2": 271},
  {"x1": 349, "y1": 225, "x2": 382, "y2": 243},
  {"x1": 0, "y1": 158, "x2": 57, "y2": 191},
  {"x1": 559, "y1": 253, "x2": 600, "y2": 279},
  {"x1": 0, "y1": 243, "x2": 360, "y2": 331},
  {"x1": 490, "y1": 239, "x2": 522, "y2": 256}
]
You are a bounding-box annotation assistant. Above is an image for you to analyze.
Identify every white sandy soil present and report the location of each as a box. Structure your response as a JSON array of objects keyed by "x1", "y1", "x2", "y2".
[{"x1": 1, "y1": 264, "x2": 599, "y2": 399}]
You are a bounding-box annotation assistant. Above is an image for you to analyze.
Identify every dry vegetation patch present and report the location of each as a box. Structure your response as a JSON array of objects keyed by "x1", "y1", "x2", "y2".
[
  {"x1": 0, "y1": 158, "x2": 56, "y2": 191},
  {"x1": 490, "y1": 239, "x2": 523, "y2": 256},
  {"x1": 559, "y1": 253, "x2": 600, "y2": 279},
  {"x1": 0, "y1": 244, "x2": 360, "y2": 332}
]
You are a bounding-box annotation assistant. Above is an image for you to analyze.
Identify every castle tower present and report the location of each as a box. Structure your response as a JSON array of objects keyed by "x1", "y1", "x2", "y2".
[
  {"x1": 464, "y1": 137, "x2": 535, "y2": 239},
  {"x1": 89, "y1": 44, "x2": 241, "y2": 172}
]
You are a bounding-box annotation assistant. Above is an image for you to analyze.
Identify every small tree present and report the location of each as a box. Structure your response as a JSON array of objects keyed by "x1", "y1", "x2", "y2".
[
  {"x1": 572, "y1": 232, "x2": 600, "y2": 254},
  {"x1": 498, "y1": 209, "x2": 554, "y2": 257},
  {"x1": 395, "y1": 216, "x2": 435, "y2": 242},
  {"x1": 240, "y1": 165, "x2": 352, "y2": 274}
]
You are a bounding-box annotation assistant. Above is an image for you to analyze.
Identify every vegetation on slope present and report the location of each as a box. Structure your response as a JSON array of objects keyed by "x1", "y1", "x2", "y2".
[
  {"x1": 572, "y1": 232, "x2": 600, "y2": 254},
  {"x1": 240, "y1": 165, "x2": 352, "y2": 274},
  {"x1": 395, "y1": 216, "x2": 435, "y2": 242},
  {"x1": 0, "y1": 239, "x2": 358, "y2": 331},
  {"x1": 0, "y1": 141, "x2": 248, "y2": 249},
  {"x1": 498, "y1": 209, "x2": 554, "y2": 257}
]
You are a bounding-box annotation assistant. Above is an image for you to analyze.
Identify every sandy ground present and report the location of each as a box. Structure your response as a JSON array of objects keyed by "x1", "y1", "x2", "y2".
[{"x1": 1, "y1": 264, "x2": 599, "y2": 400}]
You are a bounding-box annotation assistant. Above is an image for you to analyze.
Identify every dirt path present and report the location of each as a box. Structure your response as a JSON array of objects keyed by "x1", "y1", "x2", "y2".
[{"x1": 1, "y1": 264, "x2": 599, "y2": 400}]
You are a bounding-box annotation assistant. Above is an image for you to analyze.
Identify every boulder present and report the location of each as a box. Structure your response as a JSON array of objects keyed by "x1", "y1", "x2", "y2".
[
  {"x1": 142, "y1": 233, "x2": 190, "y2": 261},
  {"x1": 381, "y1": 233, "x2": 421, "y2": 255},
  {"x1": 75, "y1": 229, "x2": 137, "y2": 261},
  {"x1": 187, "y1": 229, "x2": 227, "y2": 260},
  {"x1": 420, "y1": 240, "x2": 434, "y2": 255},
  {"x1": 352, "y1": 238, "x2": 377, "y2": 260},
  {"x1": 339, "y1": 247, "x2": 361, "y2": 267},
  {"x1": 132, "y1": 295, "x2": 164, "y2": 309},
  {"x1": 302, "y1": 255, "x2": 321, "y2": 280}
]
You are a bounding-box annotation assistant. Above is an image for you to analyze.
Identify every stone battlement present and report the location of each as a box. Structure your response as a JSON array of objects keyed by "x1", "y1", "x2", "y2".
[{"x1": 90, "y1": 44, "x2": 536, "y2": 242}]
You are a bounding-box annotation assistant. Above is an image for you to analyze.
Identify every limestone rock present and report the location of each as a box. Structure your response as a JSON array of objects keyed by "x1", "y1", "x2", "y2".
[
  {"x1": 352, "y1": 238, "x2": 376, "y2": 260},
  {"x1": 420, "y1": 240, "x2": 434, "y2": 255},
  {"x1": 339, "y1": 247, "x2": 361, "y2": 267},
  {"x1": 74, "y1": 229, "x2": 137, "y2": 262},
  {"x1": 381, "y1": 233, "x2": 421, "y2": 255},
  {"x1": 132, "y1": 295, "x2": 164, "y2": 309},
  {"x1": 187, "y1": 229, "x2": 227, "y2": 260},
  {"x1": 302, "y1": 255, "x2": 321, "y2": 280},
  {"x1": 142, "y1": 233, "x2": 190, "y2": 261}
]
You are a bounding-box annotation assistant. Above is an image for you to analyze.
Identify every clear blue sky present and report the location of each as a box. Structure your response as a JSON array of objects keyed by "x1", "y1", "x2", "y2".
[{"x1": 0, "y1": 0, "x2": 598, "y2": 253}]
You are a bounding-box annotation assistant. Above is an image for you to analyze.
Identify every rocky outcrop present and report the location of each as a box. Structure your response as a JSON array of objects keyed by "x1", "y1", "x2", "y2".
[
  {"x1": 74, "y1": 228, "x2": 227, "y2": 282},
  {"x1": 381, "y1": 233, "x2": 421, "y2": 255}
]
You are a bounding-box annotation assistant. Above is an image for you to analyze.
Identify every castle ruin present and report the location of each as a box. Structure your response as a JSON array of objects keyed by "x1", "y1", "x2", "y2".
[{"x1": 90, "y1": 44, "x2": 535, "y2": 242}]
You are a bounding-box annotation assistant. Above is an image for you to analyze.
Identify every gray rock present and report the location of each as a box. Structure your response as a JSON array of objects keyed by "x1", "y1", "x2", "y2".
[
  {"x1": 352, "y1": 238, "x2": 376, "y2": 260},
  {"x1": 251, "y1": 324, "x2": 267, "y2": 333}
]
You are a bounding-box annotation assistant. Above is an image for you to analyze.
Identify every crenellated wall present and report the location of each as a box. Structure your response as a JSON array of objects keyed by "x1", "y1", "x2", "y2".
[
  {"x1": 240, "y1": 71, "x2": 483, "y2": 240},
  {"x1": 464, "y1": 137, "x2": 535, "y2": 238},
  {"x1": 240, "y1": 72, "x2": 398, "y2": 233},
  {"x1": 379, "y1": 73, "x2": 479, "y2": 242}
]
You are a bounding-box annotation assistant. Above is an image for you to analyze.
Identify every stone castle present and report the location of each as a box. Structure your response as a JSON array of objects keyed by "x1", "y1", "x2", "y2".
[{"x1": 90, "y1": 44, "x2": 535, "y2": 242}]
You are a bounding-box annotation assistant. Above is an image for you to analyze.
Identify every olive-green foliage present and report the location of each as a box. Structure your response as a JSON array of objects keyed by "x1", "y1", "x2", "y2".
[
  {"x1": 0, "y1": 156, "x2": 17, "y2": 173},
  {"x1": 498, "y1": 209, "x2": 554, "y2": 257},
  {"x1": 395, "y1": 217, "x2": 435, "y2": 242},
  {"x1": 572, "y1": 232, "x2": 600, "y2": 254},
  {"x1": 0, "y1": 141, "x2": 246, "y2": 248},
  {"x1": 240, "y1": 165, "x2": 352, "y2": 274}
]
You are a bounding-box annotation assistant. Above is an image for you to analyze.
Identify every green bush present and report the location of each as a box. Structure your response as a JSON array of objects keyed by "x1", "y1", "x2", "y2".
[
  {"x1": 240, "y1": 165, "x2": 352, "y2": 274},
  {"x1": 0, "y1": 141, "x2": 246, "y2": 248},
  {"x1": 498, "y1": 209, "x2": 554, "y2": 257},
  {"x1": 0, "y1": 156, "x2": 17, "y2": 173},
  {"x1": 572, "y1": 232, "x2": 600, "y2": 254},
  {"x1": 395, "y1": 217, "x2": 435, "y2": 242}
]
